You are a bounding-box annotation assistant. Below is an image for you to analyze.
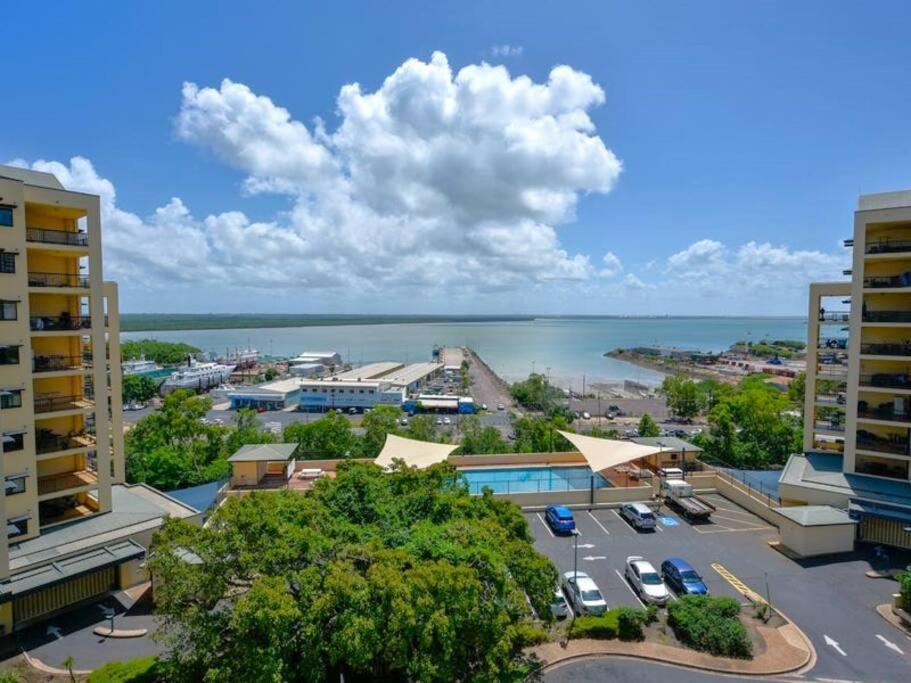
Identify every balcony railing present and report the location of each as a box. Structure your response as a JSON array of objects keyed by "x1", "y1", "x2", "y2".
[
  {"x1": 865, "y1": 238, "x2": 911, "y2": 255},
  {"x1": 35, "y1": 431, "x2": 96, "y2": 455},
  {"x1": 819, "y1": 311, "x2": 850, "y2": 322},
  {"x1": 864, "y1": 274, "x2": 911, "y2": 289},
  {"x1": 816, "y1": 393, "x2": 847, "y2": 405},
  {"x1": 26, "y1": 227, "x2": 88, "y2": 247},
  {"x1": 33, "y1": 354, "x2": 84, "y2": 373},
  {"x1": 30, "y1": 315, "x2": 91, "y2": 331},
  {"x1": 857, "y1": 406, "x2": 911, "y2": 424},
  {"x1": 863, "y1": 310, "x2": 911, "y2": 324},
  {"x1": 856, "y1": 432, "x2": 910, "y2": 456},
  {"x1": 861, "y1": 342, "x2": 911, "y2": 357},
  {"x1": 34, "y1": 394, "x2": 91, "y2": 414},
  {"x1": 814, "y1": 421, "x2": 845, "y2": 432},
  {"x1": 819, "y1": 338, "x2": 848, "y2": 350},
  {"x1": 860, "y1": 373, "x2": 911, "y2": 389},
  {"x1": 37, "y1": 469, "x2": 98, "y2": 496},
  {"x1": 28, "y1": 271, "x2": 90, "y2": 288},
  {"x1": 813, "y1": 439, "x2": 844, "y2": 453}
]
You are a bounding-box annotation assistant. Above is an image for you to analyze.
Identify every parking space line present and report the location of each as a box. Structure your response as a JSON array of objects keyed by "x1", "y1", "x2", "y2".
[
  {"x1": 709, "y1": 503, "x2": 765, "y2": 518},
  {"x1": 587, "y1": 511, "x2": 610, "y2": 535},
  {"x1": 535, "y1": 513, "x2": 555, "y2": 538},
  {"x1": 710, "y1": 513, "x2": 767, "y2": 528},
  {"x1": 695, "y1": 525, "x2": 774, "y2": 534},
  {"x1": 614, "y1": 569, "x2": 647, "y2": 608},
  {"x1": 710, "y1": 563, "x2": 767, "y2": 605}
]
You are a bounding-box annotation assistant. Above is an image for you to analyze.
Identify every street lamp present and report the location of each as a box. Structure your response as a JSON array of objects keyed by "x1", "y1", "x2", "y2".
[{"x1": 572, "y1": 528, "x2": 580, "y2": 584}]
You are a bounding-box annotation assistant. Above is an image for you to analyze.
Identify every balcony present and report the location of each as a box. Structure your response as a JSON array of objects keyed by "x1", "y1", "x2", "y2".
[
  {"x1": 856, "y1": 430, "x2": 910, "y2": 456},
  {"x1": 37, "y1": 469, "x2": 98, "y2": 497},
  {"x1": 33, "y1": 354, "x2": 84, "y2": 373},
  {"x1": 28, "y1": 271, "x2": 90, "y2": 289},
  {"x1": 30, "y1": 315, "x2": 91, "y2": 332},
  {"x1": 859, "y1": 373, "x2": 911, "y2": 390},
  {"x1": 861, "y1": 342, "x2": 911, "y2": 357},
  {"x1": 35, "y1": 430, "x2": 95, "y2": 456},
  {"x1": 863, "y1": 310, "x2": 911, "y2": 324},
  {"x1": 26, "y1": 227, "x2": 88, "y2": 248},
  {"x1": 865, "y1": 237, "x2": 911, "y2": 256},
  {"x1": 815, "y1": 393, "x2": 846, "y2": 406},
  {"x1": 857, "y1": 404, "x2": 911, "y2": 425},
  {"x1": 819, "y1": 311, "x2": 850, "y2": 323},
  {"x1": 814, "y1": 420, "x2": 845, "y2": 433},
  {"x1": 813, "y1": 439, "x2": 844, "y2": 453},
  {"x1": 34, "y1": 394, "x2": 92, "y2": 414}
]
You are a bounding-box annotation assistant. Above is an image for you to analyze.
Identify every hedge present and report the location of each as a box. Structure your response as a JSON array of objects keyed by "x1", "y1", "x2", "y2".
[
  {"x1": 87, "y1": 656, "x2": 161, "y2": 683},
  {"x1": 569, "y1": 606, "x2": 653, "y2": 641},
  {"x1": 898, "y1": 566, "x2": 911, "y2": 612},
  {"x1": 667, "y1": 596, "x2": 752, "y2": 658}
]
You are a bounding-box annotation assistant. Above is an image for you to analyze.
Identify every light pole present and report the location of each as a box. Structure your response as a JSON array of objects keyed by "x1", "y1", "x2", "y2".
[{"x1": 572, "y1": 528, "x2": 580, "y2": 583}]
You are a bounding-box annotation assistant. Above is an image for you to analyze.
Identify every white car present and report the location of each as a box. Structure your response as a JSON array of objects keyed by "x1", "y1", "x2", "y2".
[
  {"x1": 443, "y1": 416, "x2": 451, "y2": 425},
  {"x1": 561, "y1": 570, "x2": 607, "y2": 616},
  {"x1": 625, "y1": 556, "x2": 670, "y2": 605},
  {"x1": 435, "y1": 417, "x2": 443, "y2": 425},
  {"x1": 582, "y1": 411, "x2": 591, "y2": 420}
]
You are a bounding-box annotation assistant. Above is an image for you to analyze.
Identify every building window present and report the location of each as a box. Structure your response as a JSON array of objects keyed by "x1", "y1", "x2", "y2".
[
  {"x1": 0, "y1": 253, "x2": 14, "y2": 274},
  {"x1": 0, "y1": 207, "x2": 13, "y2": 227},
  {"x1": 0, "y1": 301, "x2": 16, "y2": 321},
  {"x1": 7, "y1": 515, "x2": 28, "y2": 539},
  {"x1": 2, "y1": 432, "x2": 24, "y2": 452},
  {"x1": 0, "y1": 346, "x2": 18, "y2": 365},
  {"x1": 4, "y1": 475, "x2": 26, "y2": 496},
  {"x1": 0, "y1": 390, "x2": 22, "y2": 409}
]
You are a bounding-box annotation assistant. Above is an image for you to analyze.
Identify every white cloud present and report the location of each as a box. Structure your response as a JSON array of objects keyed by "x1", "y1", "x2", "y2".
[
  {"x1": 599, "y1": 251, "x2": 623, "y2": 278},
  {"x1": 623, "y1": 273, "x2": 650, "y2": 290},
  {"x1": 490, "y1": 44, "x2": 523, "y2": 58}
]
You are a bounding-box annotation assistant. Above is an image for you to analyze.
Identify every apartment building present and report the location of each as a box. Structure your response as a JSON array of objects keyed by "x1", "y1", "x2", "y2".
[
  {"x1": 0, "y1": 165, "x2": 197, "y2": 634},
  {"x1": 781, "y1": 189, "x2": 911, "y2": 549}
]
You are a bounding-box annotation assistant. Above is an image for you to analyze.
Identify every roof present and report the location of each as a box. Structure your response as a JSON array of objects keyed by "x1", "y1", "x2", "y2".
[
  {"x1": 558, "y1": 430, "x2": 664, "y2": 473},
  {"x1": 228, "y1": 377, "x2": 302, "y2": 398},
  {"x1": 779, "y1": 453, "x2": 911, "y2": 509},
  {"x1": 0, "y1": 539, "x2": 145, "y2": 602},
  {"x1": 374, "y1": 433, "x2": 459, "y2": 470},
  {"x1": 228, "y1": 443, "x2": 298, "y2": 462},
  {"x1": 631, "y1": 436, "x2": 702, "y2": 453},
  {"x1": 776, "y1": 505, "x2": 856, "y2": 527},
  {"x1": 663, "y1": 557, "x2": 695, "y2": 570},
  {"x1": 384, "y1": 362, "x2": 444, "y2": 386},
  {"x1": 0, "y1": 164, "x2": 65, "y2": 190},
  {"x1": 333, "y1": 362, "x2": 403, "y2": 380}
]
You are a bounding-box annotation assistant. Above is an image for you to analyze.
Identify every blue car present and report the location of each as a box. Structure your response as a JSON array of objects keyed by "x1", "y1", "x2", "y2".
[
  {"x1": 545, "y1": 505, "x2": 576, "y2": 534},
  {"x1": 661, "y1": 558, "x2": 708, "y2": 596}
]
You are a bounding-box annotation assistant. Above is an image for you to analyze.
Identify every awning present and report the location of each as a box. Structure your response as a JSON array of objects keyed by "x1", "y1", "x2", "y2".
[
  {"x1": 558, "y1": 430, "x2": 665, "y2": 473},
  {"x1": 374, "y1": 433, "x2": 459, "y2": 470}
]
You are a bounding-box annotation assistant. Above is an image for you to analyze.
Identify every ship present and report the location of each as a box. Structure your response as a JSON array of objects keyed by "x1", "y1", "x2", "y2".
[
  {"x1": 121, "y1": 354, "x2": 163, "y2": 376},
  {"x1": 161, "y1": 355, "x2": 235, "y2": 394},
  {"x1": 224, "y1": 346, "x2": 259, "y2": 369}
]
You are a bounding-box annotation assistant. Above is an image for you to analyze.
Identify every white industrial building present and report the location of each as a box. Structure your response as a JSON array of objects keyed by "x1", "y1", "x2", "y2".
[
  {"x1": 383, "y1": 362, "x2": 444, "y2": 392},
  {"x1": 297, "y1": 378, "x2": 405, "y2": 412},
  {"x1": 287, "y1": 351, "x2": 343, "y2": 377}
]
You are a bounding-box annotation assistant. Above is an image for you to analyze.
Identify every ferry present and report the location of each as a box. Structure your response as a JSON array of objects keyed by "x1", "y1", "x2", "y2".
[
  {"x1": 224, "y1": 347, "x2": 259, "y2": 369},
  {"x1": 161, "y1": 355, "x2": 235, "y2": 394},
  {"x1": 122, "y1": 354, "x2": 163, "y2": 376}
]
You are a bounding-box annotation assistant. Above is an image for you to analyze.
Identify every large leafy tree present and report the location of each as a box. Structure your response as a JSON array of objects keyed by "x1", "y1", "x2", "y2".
[
  {"x1": 660, "y1": 375, "x2": 704, "y2": 421},
  {"x1": 283, "y1": 410, "x2": 361, "y2": 459},
  {"x1": 458, "y1": 416, "x2": 510, "y2": 454},
  {"x1": 637, "y1": 413, "x2": 661, "y2": 438},
  {"x1": 122, "y1": 374, "x2": 158, "y2": 403},
  {"x1": 150, "y1": 461, "x2": 556, "y2": 682},
  {"x1": 361, "y1": 405, "x2": 402, "y2": 456},
  {"x1": 512, "y1": 415, "x2": 574, "y2": 452}
]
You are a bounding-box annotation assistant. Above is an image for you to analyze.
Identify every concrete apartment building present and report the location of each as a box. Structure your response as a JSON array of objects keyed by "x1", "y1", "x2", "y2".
[
  {"x1": 782, "y1": 189, "x2": 911, "y2": 549},
  {"x1": 0, "y1": 166, "x2": 197, "y2": 635}
]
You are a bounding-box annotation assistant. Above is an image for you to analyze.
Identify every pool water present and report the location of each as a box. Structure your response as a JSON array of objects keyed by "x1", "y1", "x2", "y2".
[{"x1": 459, "y1": 465, "x2": 610, "y2": 495}]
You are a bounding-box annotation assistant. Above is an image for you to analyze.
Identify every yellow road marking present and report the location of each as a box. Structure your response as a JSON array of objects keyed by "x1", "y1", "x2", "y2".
[{"x1": 710, "y1": 562, "x2": 767, "y2": 605}]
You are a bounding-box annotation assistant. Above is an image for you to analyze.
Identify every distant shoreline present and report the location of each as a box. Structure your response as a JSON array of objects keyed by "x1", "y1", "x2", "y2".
[{"x1": 120, "y1": 313, "x2": 807, "y2": 333}]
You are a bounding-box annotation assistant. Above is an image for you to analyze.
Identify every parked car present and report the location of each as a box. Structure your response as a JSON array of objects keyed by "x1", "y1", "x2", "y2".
[
  {"x1": 661, "y1": 557, "x2": 708, "y2": 596},
  {"x1": 545, "y1": 505, "x2": 576, "y2": 534},
  {"x1": 399, "y1": 417, "x2": 409, "y2": 426},
  {"x1": 481, "y1": 403, "x2": 488, "y2": 411},
  {"x1": 620, "y1": 502, "x2": 657, "y2": 531},
  {"x1": 443, "y1": 416, "x2": 452, "y2": 425},
  {"x1": 348, "y1": 407, "x2": 358, "y2": 415},
  {"x1": 551, "y1": 588, "x2": 569, "y2": 619},
  {"x1": 497, "y1": 403, "x2": 505, "y2": 411},
  {"x1": 582, "y1": 411, "x2": 591, "y2": 420},
  {"x1": 561, "y1": 570, "x2": 607, "y2": 616},
  {"x1": 435, "y1": 417, "x2": 443, "y2": 425},
  {"x1": 625, "y1": 556, "x2": 670, "y2": 605}
]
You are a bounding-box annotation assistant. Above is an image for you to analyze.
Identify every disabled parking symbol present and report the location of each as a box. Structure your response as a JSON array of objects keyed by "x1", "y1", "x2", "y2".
[{"x1": 659, "y1": 516, "x2": 679, "y2": 527}]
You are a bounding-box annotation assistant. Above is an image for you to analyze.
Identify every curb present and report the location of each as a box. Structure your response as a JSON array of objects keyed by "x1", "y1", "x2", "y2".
[
  {"x1": 20, "y1": 648, "x2": 91, "y2": 677},
  {"x1": 93, "y1": 626, "x2": 148, "y2": 638}
]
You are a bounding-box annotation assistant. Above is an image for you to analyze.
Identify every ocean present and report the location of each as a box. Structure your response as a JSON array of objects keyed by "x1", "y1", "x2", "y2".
[{"x1": 121, "y1": 316, "x2": 807, "y2": 388}]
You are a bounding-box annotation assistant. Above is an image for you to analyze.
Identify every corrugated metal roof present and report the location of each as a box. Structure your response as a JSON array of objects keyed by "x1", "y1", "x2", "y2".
[
  {"x1": 333, "y1": 362, "x2": 403, "y2": 380},
  {"x1": 228, "y1": 443, "x2": 298, "y2": 462},
  {"x1": 0, "y1": 164, "x2": 65, "y2": 190}
]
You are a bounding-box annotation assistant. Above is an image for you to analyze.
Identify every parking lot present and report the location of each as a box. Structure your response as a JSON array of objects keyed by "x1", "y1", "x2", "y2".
[{"x1": 528, "y1": 494, "x2": 911, "y2": 683}]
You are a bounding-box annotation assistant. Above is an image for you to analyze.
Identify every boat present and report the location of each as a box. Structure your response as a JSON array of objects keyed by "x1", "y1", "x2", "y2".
[
  {"x1": 161, "y1": 355, "x2": 235, "y2": 394},
  {"x1": 224, "y1": 346, "x2": 259, "y2": 369},
  {"x1": 122, "y1": 354, "x2": 163, "y2": 376}
]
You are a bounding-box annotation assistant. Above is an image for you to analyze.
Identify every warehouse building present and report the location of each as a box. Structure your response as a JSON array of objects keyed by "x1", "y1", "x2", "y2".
[
  {"x1": 384, "y1": 362, "x2": 444, "y2": 392},
  {"x1": 332, "y1": 362, "x2": 403, "y2": 380},
  {"x1": 227, "y1": 377, "x2": 303, "y2": 411},
  {"x1": 297, "y1": 378, "x2": 405, "y2": 413}
]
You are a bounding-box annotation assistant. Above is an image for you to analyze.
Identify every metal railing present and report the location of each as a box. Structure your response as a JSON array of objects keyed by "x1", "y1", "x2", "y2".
[
  {"x1": 861, "y1": 342, "x2": 911, "y2": 357},
  {"x1": 26, "y1": 227, "x2": 88, "y2": 247},
  {"x1": 27, "y1": 271, "x2": 89, "y2": 288},
  {"x1": 859, "y1": 373, "x2": 911, "y2": 389},
  {"x1": 865, "y1": 238, "x2": 911, "y2": 255},
  {"x1": 863, "y1": 310, "x2": 911, "y2": 324},
  {"x1": 34, "y1": 394, "x2": 90, "y2": 413},
  {"x1": 37, "y1": 470, "x2": 98, "y2": 495},
  {"x1": 857, "y1": 407, "x2": 911, "y2": 424},
  {"x1": 35, "y1": 431, "x2": 95, "y2": 455},
  {"x1": 29, "y1": 315, "x2": 91, "y2": 331},
  {"x1": 864, "y1": 275, "x2": 911, "y2": 289},
  {"x1": 815, "y1": 394, "x2": 846, "y2": 405},
  {"x1": 856, "y1": 434, "x2": 910, "y2": 456},
  {"x1": 463, "y1": 472, "x2": 611, "y2": 496},
  {"x1": 33, "y1": 355, "x2": 84, "y2": 372},
  {"x1": 819, "y1": 311, "x2": 850, "y2": 322},
  {"x1": 814, "y1": 421, "x2": 845, "y2": 432},
  {"x1": 713, "y1": 466, "x2": 780, "y2": 505},
  {"x1": 813, "y1": 439, "x2": 845, "y2": 453}
]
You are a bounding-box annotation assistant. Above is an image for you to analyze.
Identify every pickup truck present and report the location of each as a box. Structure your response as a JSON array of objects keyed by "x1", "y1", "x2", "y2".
[{"x1": 661, "y1": 478, "x2": 715, "y2": 521}]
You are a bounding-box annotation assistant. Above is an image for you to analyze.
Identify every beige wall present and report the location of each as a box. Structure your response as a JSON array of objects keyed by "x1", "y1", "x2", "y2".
[{"x1": 779, "y1": 520, "x2": 856, "y2": 557}]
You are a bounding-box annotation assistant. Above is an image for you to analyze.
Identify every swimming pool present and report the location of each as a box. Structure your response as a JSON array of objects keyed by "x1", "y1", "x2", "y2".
[{"x1": 459, "y1": 465, "x2": 610, "y2": 495}]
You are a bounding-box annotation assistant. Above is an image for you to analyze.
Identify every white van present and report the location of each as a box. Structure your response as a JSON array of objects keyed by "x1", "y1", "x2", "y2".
[{"x1": 619, "y1": 502, "x2": 657, "y2": 531}]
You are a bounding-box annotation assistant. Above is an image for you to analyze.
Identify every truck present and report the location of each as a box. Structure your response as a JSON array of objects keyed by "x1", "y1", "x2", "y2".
[{"x1": 661, "y1": 477, "x2": 715, "y2": 521}]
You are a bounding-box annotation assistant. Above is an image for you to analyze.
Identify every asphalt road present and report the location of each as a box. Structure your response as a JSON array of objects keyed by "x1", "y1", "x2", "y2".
[{"x1": 529, "y1": 494, "x2": 911, "y2": 683}]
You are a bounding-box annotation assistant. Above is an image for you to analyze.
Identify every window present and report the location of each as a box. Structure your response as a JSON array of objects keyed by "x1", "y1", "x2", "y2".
[
  {"x1": 0, "y1": 252, "x2": 14, "y2": 274},
  {"x1": 0, "y1": 390, "x2": 22, "y2": 409},
  {"x1": 7, "y1": 515, "x2": 28, "y2": 539},
  {"x1": 0, "y1": 301, "x2": 16, "y2": 321},
  {"x1": 0, "y1": 207, "x2": 13, "y2": 227},
  {"x1": 2, "y1": 432, "x2": 24, "y2": 452},
  {"x1": 0, "y1": 346, "x2": 18, "y2": 365},
  {"x1": 4, "y1": 475, "x2": 26, "y2": 496}
]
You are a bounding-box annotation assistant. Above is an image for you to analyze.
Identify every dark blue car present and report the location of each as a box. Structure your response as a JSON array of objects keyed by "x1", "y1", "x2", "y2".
[
  {"x1": 545, "y1": 505, "x2": 576, "y2": 534},
  {"x1": 661, "y1": 558, "x2": 708, "y2": 596}
]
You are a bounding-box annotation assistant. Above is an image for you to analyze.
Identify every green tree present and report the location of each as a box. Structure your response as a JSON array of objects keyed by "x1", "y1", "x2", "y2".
[
  {"x1": 263, "y1": 367, "x2": 280, "y2": 381},
  {"x1": 405, "y1": 415, "x2": 444, "y2": 443},
  {"x1": 225, "y1": 409, "x2": 276, "y2": 455},
  {"x1": 509, "y1": 373, "x2": 564, "y2": 412},
  {"x1": 282, "y1": 411, "x2": 361, "y2": 459},
  {"x1": 122, "y1": 374, "x2": 158, "y2": 403},
  {"x1": 513, "y1": 416, "x2": 574, "y2": 452},
  {"x1": 788, "y1": 371, "x2": 806, "y2": 414},
  {"x1": 361, "y1": 405, "x2": 402, "y2": 456},
  {"x1": 149, "y1": 462, "x2": 555, "y2": 681},
  {"x1": 458, "y1": 416, "x2": 510, "y2": 454},
  {"x1": 637, "y1": 413, "x2": 661, "y2": 437},
  {"x1": 661, "y1": 376, "x2": 704, "y2": 421},
  {"x1": 121, "y1": 339, "x2": 201, "y2": 365}
]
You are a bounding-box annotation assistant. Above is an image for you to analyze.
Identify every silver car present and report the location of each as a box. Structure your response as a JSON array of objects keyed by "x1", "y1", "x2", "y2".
[
  {"x1": 550, "y1": 588, "x2": 568, "y2": 619},
  {"x1": 561, "y1": 570, "x2": 607, "y2": 616}
]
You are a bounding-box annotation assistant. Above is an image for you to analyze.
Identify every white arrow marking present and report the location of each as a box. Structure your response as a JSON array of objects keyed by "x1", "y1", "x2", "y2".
[
  {"x1": 876, "y1": 634, "x2": 905, "y2": 655},
  {"x1": 582, "y1": 555, "x2": 607, "y2": 561},
  {"x1": 577, "y1": 543, "x2": 596, "y2": 549},
  {"x1": 824, "y1": 634, "x2": 846, "y2": 656},
  {"x1": 46, "y1": 626, "x2": 62, "y2": 640}
]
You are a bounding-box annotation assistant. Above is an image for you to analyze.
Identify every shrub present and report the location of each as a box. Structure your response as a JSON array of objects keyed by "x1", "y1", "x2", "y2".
[
  {"x1": 899, "y1": 566, "x2": 911, "y2": 611},
  {"x1": 616, "y1": 606, "x2": 648, "y2": 641},
  {"x1": 667, "y1": 595, "x2": 752, "y2": 658},
  {"x1": 568, "y1": 611, "x2": 620, "y2": 639},
  {"x1": 512, "y1": 622, "x2": 549, "y2": 646},
  {"x1": 87, "y1": 656, "x2": 161, "y2": 682}
]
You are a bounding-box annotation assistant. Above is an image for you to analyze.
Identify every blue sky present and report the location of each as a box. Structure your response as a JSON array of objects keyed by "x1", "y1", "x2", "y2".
[{"x1": 4, "y1": 1, "x2": 911, "y2": 315}]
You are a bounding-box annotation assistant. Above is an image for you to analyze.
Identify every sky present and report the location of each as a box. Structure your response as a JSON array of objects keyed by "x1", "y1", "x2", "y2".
[{"x1": 4, "y1": 1, "x2": 911, "y2": 316}]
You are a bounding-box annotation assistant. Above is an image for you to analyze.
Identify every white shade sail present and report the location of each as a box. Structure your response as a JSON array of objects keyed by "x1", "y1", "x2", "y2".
[
  {"x1": 558, "y1": 430, "x2": 665, "y2": 473},
  {"x1": 374, "y1": 433, "x2": 459, "y2": 470}
]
